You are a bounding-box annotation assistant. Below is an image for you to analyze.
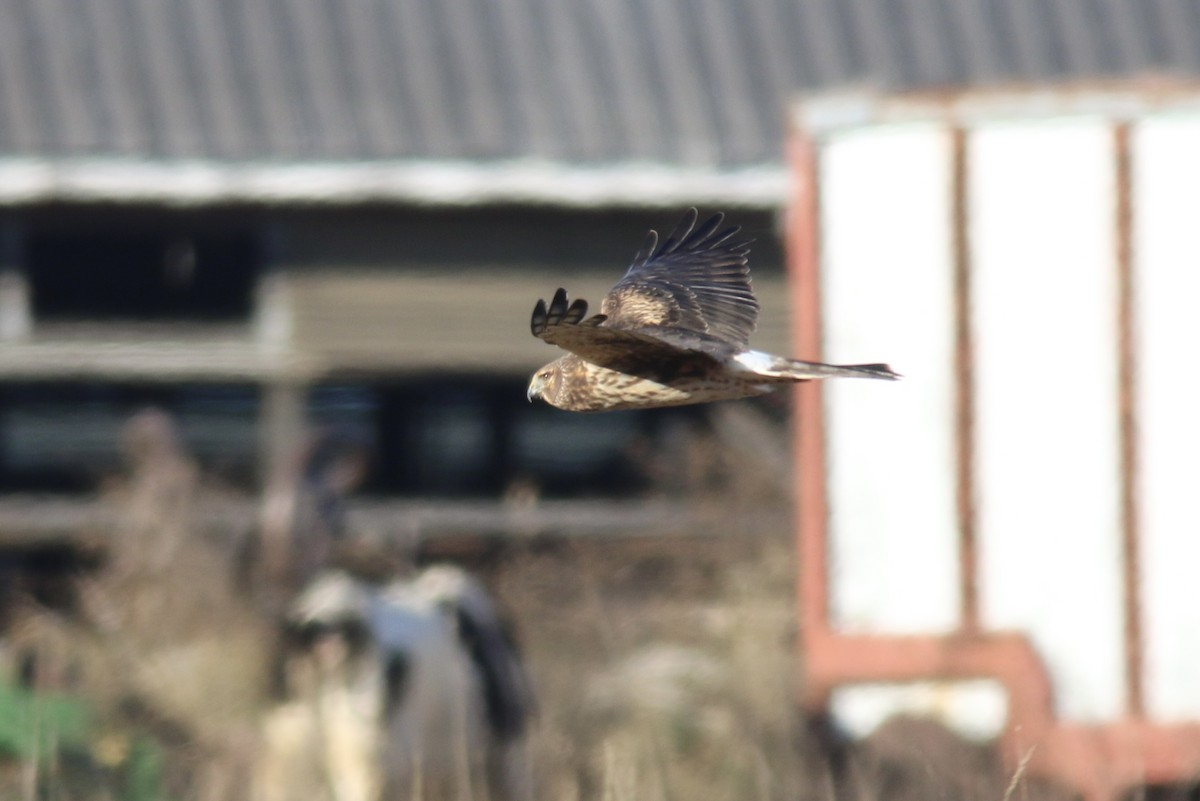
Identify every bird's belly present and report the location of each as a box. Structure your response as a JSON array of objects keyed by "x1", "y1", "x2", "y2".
[{"x1": 566, "y1": 365, "x2": 764, "y2": 412}]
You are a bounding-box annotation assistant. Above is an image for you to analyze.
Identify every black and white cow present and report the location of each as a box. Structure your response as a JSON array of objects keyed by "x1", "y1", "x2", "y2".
[{"x1": 256, "y1": 566, "x2": 535, "y2": 801}]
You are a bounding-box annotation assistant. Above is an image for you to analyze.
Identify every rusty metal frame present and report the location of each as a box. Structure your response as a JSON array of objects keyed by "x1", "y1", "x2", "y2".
[
  {"x1": 787, "y1": 88, "x2": 1200, "y2": 801},
  {"x1": 949, "y1": 126, "x2": 980, "y2": 635},
  {"x1": 1113, "y1": 121, "x2": 1145, "y2": 722}
]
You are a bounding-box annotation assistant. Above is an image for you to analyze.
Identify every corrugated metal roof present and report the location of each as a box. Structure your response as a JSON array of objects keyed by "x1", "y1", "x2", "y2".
[{"x1": 0, "y1": 0, "x2": 1197, "y2": 203}]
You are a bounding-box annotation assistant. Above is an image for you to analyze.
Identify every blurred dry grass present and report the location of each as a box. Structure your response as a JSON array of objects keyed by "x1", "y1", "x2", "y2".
[
  {"x1": 490, "y1": 532, "x2": 1075, "y2": 801},
  {"x1": 0, "y1": 407, "x2": 1080, "y2": 801},
  {"x1": 494, "y1": 533, "x2": 806, "y2": 801},
  {"x1": 1, "y1": 409, "x2": 275, "y2": 800}
]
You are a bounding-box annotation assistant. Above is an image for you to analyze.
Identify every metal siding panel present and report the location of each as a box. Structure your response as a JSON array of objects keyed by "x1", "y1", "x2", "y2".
[
  {"x1": 432, "y1": 0, "x2": 511, "y2": 158},
  {"x1": 237, "y1": 0, "x2": 308, "y2": 157},
  {"x1": 162, "y1": 0, "x2": 220, "y2": 155},
  {"x1": 1132, "y1": 115, "x2": 1200, "y2": 720},
  {"x1": 330, "y1": 0, "x2": 405, "y2": 156},
  {"x1": 486, "y1": 0, "x2": 564, "y2": 159},
  {"x1": 880, "y1": 0, "x2": 927, "y2": 85},
  {"x1": 585, "y1": 0, "x2": 667, "y2": 161},
  {"x1": 943, "y1": 0, "x2": 1011, "y2": 83},
  {"x1": 115, "y1": 0, "x2": 167, "y2": 155},
  {"x1": 389, "y1": 0, "x2": 460, "y2": 158},
  {"x1": 757, "y1": 0, "x2": 819, "y2": 92},
  {"x1": 691, "y1": 0, "x2": 767, "y2": 164},
  {"x1": 69, "y1": 0, "x2": 130, "y2": 154},
  {"x1": 270, "y1": 0, "x2": 332, "y2": 156},
  {"x1": 463, "y1": 0, "x2": 529, "y2": 159},
  {"x1": 1047, "y1": 0, "x2": 1106, "y2": 75},
  {"x1": 284, "y1": 1, "x2": 362, "y2": 158},
  {"x1": 0, "y1": 0, "x2": 50, "y2": 152},
  {"x1": 6, "y1": 0, "x2": 1200, "y2": 169},
  {"x1": 181, "y1": 0, "x2": 255, "y2": 159},
  {"x1": 902, "y1": 0, "x2": 964, "y2": 86},
  {"x1": 797, "y1": 0, "x2": 863, "y2": 87},
  {"x1": 1121, "y1": 0, "x2": 1171, "y2": 67},
  {"x1": 672, "y1": 0, "x2": 734, "y2": 163},
  {"x1": 822, "y1": 125, "x2": 960, "y2": 635},
  {"x1": 970, "y1": 120, "x2": 1124, "y2": 722},
  {"x1": 639, "y1": 0, "x2": 697, "y2": 162},
  {"x1": 997, "y1": 0, "x2": 1065, "y2": 79},
  {"x1": 129, "y1": 0, "x2": 205, "y2": 156},
  {"x1": 26, "y1": 0, "x2": 102, "y2": 153},
  {"x1": 1143, "y1": 0, "x2": 1200, "y2": 71},
  {"x1": 537, "y1": 0, "x2": 619, "y2": 159},
  {"x1": 842, "y1": 0, "x2": 906, "y2": 85},
  {"x1": 636, "y1": 0, "x2": 704, "y2": 162},
  {"x1": 898, "y1": 0, "x2": 934, "y2": 85},
  {"x1": 373, "y1": 0, "x2": 441, "y2": 156},
  {"x1": 1094, "y1": 0, "x2": 1154, "y2": 72},
  {"x1": 739, "y1": 0, "x2": 801, "y2": 139}
]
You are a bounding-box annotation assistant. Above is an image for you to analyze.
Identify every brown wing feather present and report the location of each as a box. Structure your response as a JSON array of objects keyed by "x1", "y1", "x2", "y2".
[
  {"x1": 600, "y1": 209, "x2": 758, "y2": 348},
  {"x1": 531, "y1": 288, "x2": 723, "y2": 378}
]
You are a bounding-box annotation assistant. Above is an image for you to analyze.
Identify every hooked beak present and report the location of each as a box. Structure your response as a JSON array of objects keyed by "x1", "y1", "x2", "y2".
[{"x1": 527, "y1": 373, "x2": 546, "y2": 403}]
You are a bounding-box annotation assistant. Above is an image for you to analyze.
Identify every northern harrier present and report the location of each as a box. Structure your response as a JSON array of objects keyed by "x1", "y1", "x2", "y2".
[{"x1": 526, "y1": 209, "x2": 899, "y2": 412}]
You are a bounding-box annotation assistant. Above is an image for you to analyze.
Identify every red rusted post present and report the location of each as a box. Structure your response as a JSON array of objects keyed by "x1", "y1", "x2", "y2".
[{"x1": 787, "y1": 125, "x2": 831, "y2": 708}]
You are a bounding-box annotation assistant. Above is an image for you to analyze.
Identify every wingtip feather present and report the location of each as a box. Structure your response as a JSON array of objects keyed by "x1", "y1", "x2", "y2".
[
  {"x1": 530, "y1": 298, "x2": 548, "y2": 336},
  {"x1": 532, "y1": 289, "x2": 591, "y2": 338},
  {"x1": 659, "y1": 208, "x2": 699, "y2": 256}
]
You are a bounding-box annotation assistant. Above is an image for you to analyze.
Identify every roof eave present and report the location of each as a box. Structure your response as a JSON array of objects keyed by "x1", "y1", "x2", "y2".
[{"x1": 0, "y1": 158, "x2": 788, "y2": 210}]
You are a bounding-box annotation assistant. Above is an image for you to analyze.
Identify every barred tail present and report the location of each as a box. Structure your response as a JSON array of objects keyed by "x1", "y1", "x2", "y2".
[{"x1": 735, "y1": 350, "x2": 901, "y2": 382}]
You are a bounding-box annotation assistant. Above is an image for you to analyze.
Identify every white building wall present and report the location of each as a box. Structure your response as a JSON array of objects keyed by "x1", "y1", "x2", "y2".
[
  {"x1": 815, "y1": 104, "x2": 1200, "y2": 733},
  {"x1": 821, "y1": 125, "x2": 959, "y2": 636},
  {"x1": 1132, "y1": 114, "x2": 1200, "y2": 721},
  {"x1": 969, "y1": 120, "x2": 1124, "y2": 722}
]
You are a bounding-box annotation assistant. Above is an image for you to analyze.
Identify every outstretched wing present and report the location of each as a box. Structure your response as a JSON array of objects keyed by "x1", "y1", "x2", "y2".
[
  {"x1": 601, "y1": 209, "x2": 758, "y2": 348},
  {"x1": 531, "y1": 288, "x2": 728, "y2": 377}
]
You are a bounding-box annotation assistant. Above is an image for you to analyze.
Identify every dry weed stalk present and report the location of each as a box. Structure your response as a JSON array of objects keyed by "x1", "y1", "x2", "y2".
[{"x1": 72, "y1": 409, "x2": 275, "y2": 800}]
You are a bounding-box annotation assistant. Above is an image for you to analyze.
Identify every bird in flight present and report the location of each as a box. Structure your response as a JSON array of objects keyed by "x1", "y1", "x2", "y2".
[{"x1": 526, "y1": 209, "x2": 899, "y2": 412}]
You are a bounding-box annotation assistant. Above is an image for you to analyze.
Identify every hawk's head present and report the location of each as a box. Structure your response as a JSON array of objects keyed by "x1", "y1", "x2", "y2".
[
  {"x1": 526, "y1": 361, "x2": 563, "y2": 404},
  {"x1": 528, "y1": 356, "x2": 650, "y2": 412}
]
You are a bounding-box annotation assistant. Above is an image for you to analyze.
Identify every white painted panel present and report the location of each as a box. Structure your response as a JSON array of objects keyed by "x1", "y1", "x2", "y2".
[
  {"x1": 831, "y1": 680, "x2": 1008, "y2": 741},
  {"x1": 1132, "y1": 115, "x2": 1200, "y2": 720},
  {"x1": 821, "y1": 125, "x2": 959, "y2": 634},
  {"x1": 971, "y1": 120, "x2": 1124, "y2": 722}
]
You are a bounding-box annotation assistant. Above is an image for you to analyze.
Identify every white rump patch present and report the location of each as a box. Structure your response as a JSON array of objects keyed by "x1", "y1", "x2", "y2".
[{"x1": 732, "y1": 349, "x2": 778, "y2": 375}]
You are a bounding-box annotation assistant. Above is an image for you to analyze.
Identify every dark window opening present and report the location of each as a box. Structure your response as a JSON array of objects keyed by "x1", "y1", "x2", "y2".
[
  {"x1": 0, "y1": 378, "x2": 707, "y2": 498},
  {"x1": 0, "y1": 383, "x2": 259, "y2": 491},
  {"x1": 310, "y1": 378, "x2": 702, "y2": 499},
  {"x1": 27, "y1": 229, "x2": 260, "y2": 320}
]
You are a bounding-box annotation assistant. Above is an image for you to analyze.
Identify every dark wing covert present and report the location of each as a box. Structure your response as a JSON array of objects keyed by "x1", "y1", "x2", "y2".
[{"x1": 531, "y1": 288, "x2": 727, "y2": 375}]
